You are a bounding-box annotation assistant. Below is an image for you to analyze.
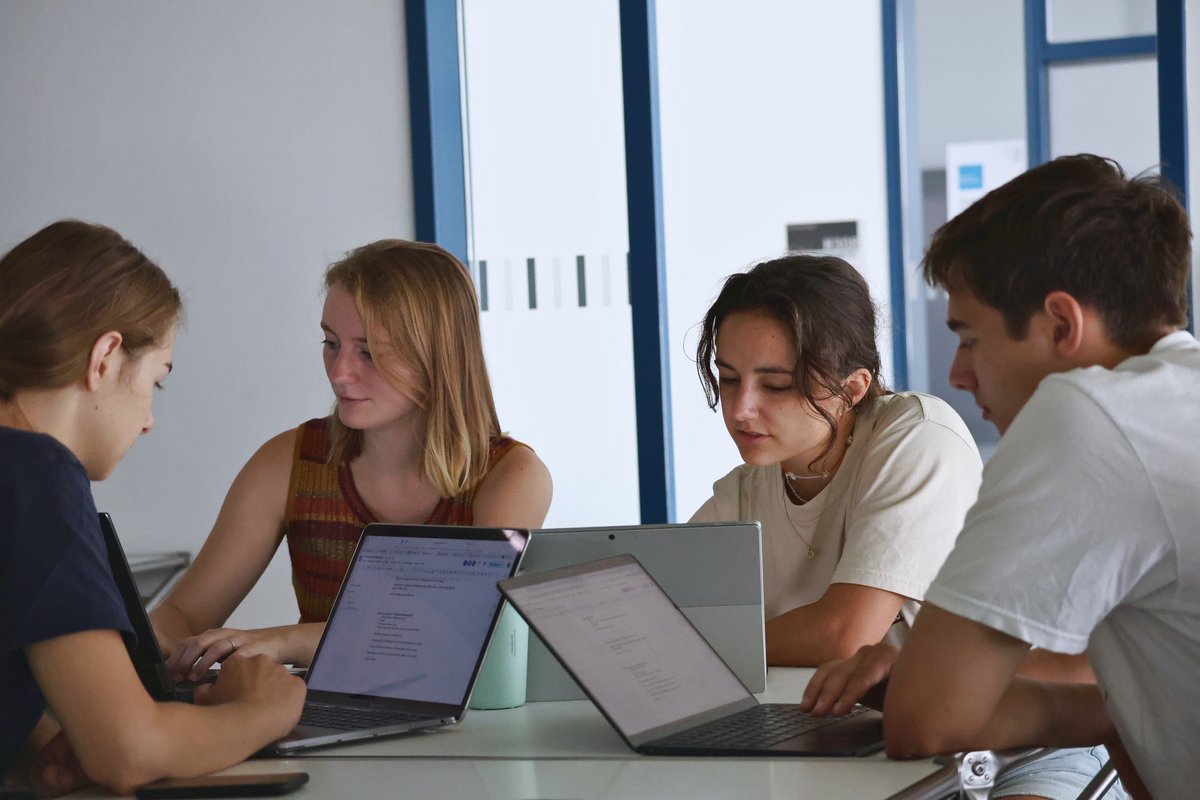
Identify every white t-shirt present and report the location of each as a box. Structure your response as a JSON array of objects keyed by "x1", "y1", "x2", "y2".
[
  {"x1": 690, "y1": 392, "x2": 982, "y2": 635},
  {"x1": 925, "y1": 331, "x2": 1200, "y2": 800}
]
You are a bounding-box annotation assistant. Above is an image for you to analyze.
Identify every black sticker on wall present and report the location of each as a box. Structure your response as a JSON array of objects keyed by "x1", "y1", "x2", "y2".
[{"x1": 787, "y1": 221, "x2": 858, "y2": 253}]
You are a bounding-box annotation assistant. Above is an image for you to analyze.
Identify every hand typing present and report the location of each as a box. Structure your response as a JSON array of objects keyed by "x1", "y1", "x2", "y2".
[
  {"x1": 801, "y1": 642, "x2": 899, "y2": 717},
  {"x1": 193, "y1": 654, "x2": 306, "y2": 739},
  {"x1": 165, "y1": 627, "x2": 283, "y2": 683}
]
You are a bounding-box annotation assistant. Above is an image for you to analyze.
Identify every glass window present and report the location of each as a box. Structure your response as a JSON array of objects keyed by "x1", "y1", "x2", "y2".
[
  {"x1": 910, "y1": 0, "x2": 1026, "y2": 455},
  {"x1": 1046, "y1": 0, "x2": 1155, "y2": 43},
  {"x1": 1048, "y1": 57, "x2": 1159, "y2": 174}
]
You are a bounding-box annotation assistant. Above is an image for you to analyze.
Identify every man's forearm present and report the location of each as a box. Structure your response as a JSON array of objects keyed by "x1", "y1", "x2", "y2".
[
  {"x1": 884, "y1": 606, "x2": 1114, "y2": 759},
  {"x1": 148, "y1": 602, "x2": 196, "y2": 649},
  {"x1": 1017, "y1": 650, "x2": 1095, "y2": 683},
  {"x1": 891, "y1": 679, "x2": 1113, "y2": 757},
  {"x1": 987, "y1": 680, "x2": 1113, "y2": 748}
]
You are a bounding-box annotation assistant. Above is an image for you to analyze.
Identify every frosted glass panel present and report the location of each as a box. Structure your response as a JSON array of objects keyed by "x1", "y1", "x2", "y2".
[
  {"x1": 1047, "y1": 0, "x2": 1155, "y2": 43},
  {"x1": 1048, "y1": 58, "x2": 1158, "y2": 175},
  {"x1": 657, "y1": 1, "x2": 893, "y2": 519},
  {"x1": 461, "y1": 0, "x2": 640, "y2": 525}
]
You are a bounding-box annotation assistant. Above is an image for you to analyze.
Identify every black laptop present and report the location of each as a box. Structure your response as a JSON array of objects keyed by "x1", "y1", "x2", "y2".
[
  {"x1": 99, "y1": 512, "x2": 212, "y2": 702},
  {"x1": 265, "y1": 522, "x2": 529, "y2": 753},
  {"x1": 498, "y1": 554, "x2": 884, "y2": 757}
]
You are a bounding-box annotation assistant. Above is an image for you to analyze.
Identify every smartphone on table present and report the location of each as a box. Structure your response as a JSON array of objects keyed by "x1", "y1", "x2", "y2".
[{"x1": 134, "y1": 772, "x2": 308, "y2": 798}]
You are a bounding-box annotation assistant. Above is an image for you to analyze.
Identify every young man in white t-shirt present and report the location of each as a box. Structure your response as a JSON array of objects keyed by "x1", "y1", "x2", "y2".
[{"x1": 801, "y1": 154, "x2": 1196, "y2": 800}]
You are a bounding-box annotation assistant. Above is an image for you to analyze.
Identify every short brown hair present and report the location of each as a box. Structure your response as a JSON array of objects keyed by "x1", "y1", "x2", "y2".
[
  {"x1": 0, "y1": 220, "x2": 181, "y2": 400},
  {"x1": 697, "y1": 254, "x2": 887, "y2": 468},
  {"x1": 923, "y1": 154, "x2": 1191, "y2": 348},
  {"x1": 325, "y1": 240, "x2": 501, "y2": 498}
]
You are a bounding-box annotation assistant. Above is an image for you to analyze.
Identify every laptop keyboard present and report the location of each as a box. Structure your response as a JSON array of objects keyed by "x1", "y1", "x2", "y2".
[
  {"x1": 300, "y1": 703, "x2": 427, "y2": 731},
  {"x1": 656, "y1": 704, "x2": 870, "y2": 749}
]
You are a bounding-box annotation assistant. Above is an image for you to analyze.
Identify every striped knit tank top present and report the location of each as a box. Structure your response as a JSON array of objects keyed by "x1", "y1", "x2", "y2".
[{"x1": 283, "y1": 417, "x2": 523, "y2": 623}]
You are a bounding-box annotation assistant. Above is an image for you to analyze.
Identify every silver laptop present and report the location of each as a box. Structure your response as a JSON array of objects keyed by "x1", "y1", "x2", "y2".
[
  {"x1": 265, "y1": 523, "x2": 529, "y2": 753},
  {"x1": 519, "y1": 522, "x2": 764, "y2": 699},
  {"x1": 499, "y1": 555, "x2": 883, "y2": 757}
]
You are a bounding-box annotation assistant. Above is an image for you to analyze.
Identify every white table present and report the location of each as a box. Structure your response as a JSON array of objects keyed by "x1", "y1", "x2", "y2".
[
  {"x1": 195, "y1": 755, "x2": 944, "y2": 799},
  {"x1": 77, "y1": 669, "x2": 945, "y2": 799},
  {"x1": 298, "y1": 667, "x2": 879, "y2": 761}
]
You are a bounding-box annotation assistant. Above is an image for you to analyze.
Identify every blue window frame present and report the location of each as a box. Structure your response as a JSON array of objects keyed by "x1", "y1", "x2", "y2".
[
  {"x1": 405, "y1": 0, "x2": 469, "y2": 264},
  {"x1": 881, "y1": 0, "x2": 911, "y2": 391},
  {"x1": 619, "y1": 0, "x2": 675, "y2": 523}
]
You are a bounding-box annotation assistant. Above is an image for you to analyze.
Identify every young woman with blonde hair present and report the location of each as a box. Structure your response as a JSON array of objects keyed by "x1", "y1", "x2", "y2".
[
  {"x1": 152, "y1": 239, "x2": 552, "y2": 679},
  {"x1": 1, "y1": 221, "x2": 304, "y2": 797}
]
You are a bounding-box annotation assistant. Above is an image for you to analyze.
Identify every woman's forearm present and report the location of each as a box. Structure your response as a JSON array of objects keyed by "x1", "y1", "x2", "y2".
[
  {"x1": 273, "y1": 623, "x2": 325, "y2": 667},
  {"x1": 149, "y1": 601, "x2": 198, "y2": 651}
]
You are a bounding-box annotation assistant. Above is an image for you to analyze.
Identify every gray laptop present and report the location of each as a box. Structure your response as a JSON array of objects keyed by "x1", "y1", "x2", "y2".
[
  {"x1": 265, "y1": 523, "x2": 529, "y2": 753},
  {"x1": 499, "y1": 555, "x2": 883, "y2": 757},
  {"x1": 519, "y1": 522, "x2": 764, "y2": 699}
]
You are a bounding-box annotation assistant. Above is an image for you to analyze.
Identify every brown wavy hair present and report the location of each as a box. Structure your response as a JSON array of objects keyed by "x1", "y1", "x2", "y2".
[
  {"x1": 325, "y1": 240, "x2": 500, "y2": 498},
  {"x1": 697, "y1": 254, "x2": 887, "y2": 468},
  {"x1": 923, "y1": 154, "x2": 1191, "y2": 348},
  {"x1": 0, "y1": 220, "x2": 181, "y2": 400}
]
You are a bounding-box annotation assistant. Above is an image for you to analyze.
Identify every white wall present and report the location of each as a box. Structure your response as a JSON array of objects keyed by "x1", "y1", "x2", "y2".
[
  {"x1": 0, "y1": 0, "x2": 415, "y2": 628},
  {"x1": 657, "y1": 0, "x2": 892, "y2": 521}
]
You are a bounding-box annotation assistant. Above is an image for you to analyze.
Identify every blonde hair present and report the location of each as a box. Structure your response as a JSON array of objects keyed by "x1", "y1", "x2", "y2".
[
  {"x1": 0, "y1": 220, "x2": 181, "y2": 400},
  {"x1": 325, "y1": 240, "x2": 500, "y2": 498}
]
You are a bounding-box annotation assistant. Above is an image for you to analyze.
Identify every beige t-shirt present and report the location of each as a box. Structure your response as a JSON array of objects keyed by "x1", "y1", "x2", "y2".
[{"x1": 690, "y1": 392, "x2": 981, "y2": 637}]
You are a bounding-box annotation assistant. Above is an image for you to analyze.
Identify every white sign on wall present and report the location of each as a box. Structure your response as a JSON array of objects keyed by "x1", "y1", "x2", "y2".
[{"x1": 945, "y1": 140, "x2": 1027, "y2": 218}]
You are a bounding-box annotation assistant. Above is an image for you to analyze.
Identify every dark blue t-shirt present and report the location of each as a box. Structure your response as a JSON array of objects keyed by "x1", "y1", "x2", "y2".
[{"x1": 0, "y1": 427, "x2": 132, "y2": 776}]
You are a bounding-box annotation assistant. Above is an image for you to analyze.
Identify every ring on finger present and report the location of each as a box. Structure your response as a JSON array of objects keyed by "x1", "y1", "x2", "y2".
[{"x1": 226, "y1": 637, "x2": 238, "y2": 652}]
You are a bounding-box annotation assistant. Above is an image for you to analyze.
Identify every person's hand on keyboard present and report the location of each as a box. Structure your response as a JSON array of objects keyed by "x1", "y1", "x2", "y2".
[
  {"x1": 800, "y1": 642, "x2": 898, "y2": 718},
  {"x1": 193, "y1": 654, "x2": 306, "y2": 740},
  {"x1": 165, "y1": 623, "x2": 324, "y2": 684}
]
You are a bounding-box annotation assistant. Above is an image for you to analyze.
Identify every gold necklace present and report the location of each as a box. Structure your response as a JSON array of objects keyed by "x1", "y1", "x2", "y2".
[
  {"x1": 779, "y1": 468, "x2": 818, "y2": 560},
  {"x1": 778, "y1": 433, "x2": 854, "y2": 560},
  {"x1": 785, "y1": 433, "x2": 854, "y2": 484}
]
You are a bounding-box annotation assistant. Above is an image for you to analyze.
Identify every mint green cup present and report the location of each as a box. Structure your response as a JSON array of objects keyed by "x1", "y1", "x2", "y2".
[{"x1": 469, "y1": 603, "x2": 529, "y2": 709}]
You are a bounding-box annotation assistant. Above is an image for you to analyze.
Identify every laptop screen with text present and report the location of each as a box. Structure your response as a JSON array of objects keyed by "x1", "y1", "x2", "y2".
[
  {"x1": 306, "y1": 532, "x2": 522, "y2": 704},
  {"x1": 503, "y1": 558, "x2": 750, "y2": 738}
]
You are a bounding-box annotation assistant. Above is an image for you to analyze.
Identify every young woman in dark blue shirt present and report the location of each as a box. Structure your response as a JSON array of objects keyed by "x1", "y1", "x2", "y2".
[{"x1": 0, "y1": 221, "x2": 305, "y2": 797}]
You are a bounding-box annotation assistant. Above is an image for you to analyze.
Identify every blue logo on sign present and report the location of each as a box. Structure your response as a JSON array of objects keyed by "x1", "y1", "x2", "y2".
[{"x1": 959, "y1": 164, "x2": 983, "y2": 190}]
